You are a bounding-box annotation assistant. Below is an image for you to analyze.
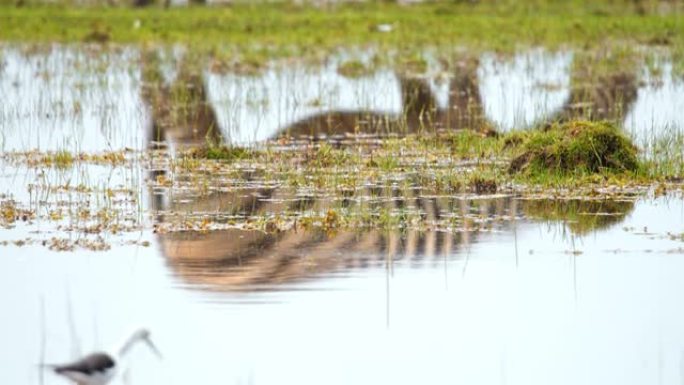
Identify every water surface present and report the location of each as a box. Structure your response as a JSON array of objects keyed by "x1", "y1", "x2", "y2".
[{"x1": 2, "y1": 44, "x2": 684, "y2": 385}]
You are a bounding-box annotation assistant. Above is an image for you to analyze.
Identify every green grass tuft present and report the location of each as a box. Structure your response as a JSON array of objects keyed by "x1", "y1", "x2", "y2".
[
  {"x1": 52, "y1": 150, "x2": 75, "y2": 168},
  {"x1": 0, "y1": 2, "x2": 681, "y2": 54},
  {"x1": 337, "y1": 60, "x2": 372, "y2": 78},
  {"x1": 193, "y1": 145, "x2": 252, "y2": 161},
  {"x1": 509, "y1": 120, "x2": 639, "y2": 177}
]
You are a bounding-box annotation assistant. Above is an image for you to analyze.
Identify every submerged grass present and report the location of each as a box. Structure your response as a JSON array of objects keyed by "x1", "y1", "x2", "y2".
[{"x1": 2, "y1": 120, "x2": 681, "y2": 247}]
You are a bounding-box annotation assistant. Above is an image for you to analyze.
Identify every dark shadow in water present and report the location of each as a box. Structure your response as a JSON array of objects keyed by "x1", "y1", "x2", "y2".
[{"x1": 141, "y1": 54, "x2": 637, "y2": 292}]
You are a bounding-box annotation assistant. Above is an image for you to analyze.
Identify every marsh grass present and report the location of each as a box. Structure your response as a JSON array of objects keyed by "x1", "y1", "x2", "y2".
[
  {"x1": 2, "y1": 41, "x2": 684, "y2": 245},
  {"x1": 337, "y1": 59, "x2": 373, "y2": 78},
  {"x1": 0, "y1": 2, "x2": 682, "y2": 56},
  {"x1": 509, "y1": 121, "x2": 639, "y2": 176},
  {"x1": 176, "y1": 120, "x2": 658, "y2": 201},
  {"x1": 640, "y1": 124, "x2": 684, "y2": 180},
  {"x1": 191, "y1": 145, "x2": 253, "y2": 162},
  {"x1": 50, "y1": 150, "x2": 76, "y2": 168}
]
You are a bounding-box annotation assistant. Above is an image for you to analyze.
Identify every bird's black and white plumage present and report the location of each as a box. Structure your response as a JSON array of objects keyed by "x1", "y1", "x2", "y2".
[
  {"x1": 52, "y1": 352, "x2": 116, "y2": 385},
  {"x1": 48, "y1": 328, "x2": 161, "y2": 385}
]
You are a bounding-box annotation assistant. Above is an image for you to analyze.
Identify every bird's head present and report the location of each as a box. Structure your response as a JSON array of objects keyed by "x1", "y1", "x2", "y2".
[
  {"x1": 131, "y1": 328, "x2": 151, "y2": 341},
  {"x1": 124, "y1": 328, "x2": 162, "y2": 359}
]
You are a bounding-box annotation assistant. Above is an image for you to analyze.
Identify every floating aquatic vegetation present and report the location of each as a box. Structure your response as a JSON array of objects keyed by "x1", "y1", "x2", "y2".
[{"x1": 0, "y1": 199, "x2": 34, "y2": 227}]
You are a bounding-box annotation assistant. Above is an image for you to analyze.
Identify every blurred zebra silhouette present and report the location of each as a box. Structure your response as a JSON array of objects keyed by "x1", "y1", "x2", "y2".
[{"x1": 140, "y1": 50, "x2": 637, "y2": 291}]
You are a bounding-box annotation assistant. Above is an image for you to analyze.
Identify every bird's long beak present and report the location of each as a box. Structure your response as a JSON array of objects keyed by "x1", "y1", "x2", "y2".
[{"x1": 144, "y1": 337, "x2": 163, "y2": 360}]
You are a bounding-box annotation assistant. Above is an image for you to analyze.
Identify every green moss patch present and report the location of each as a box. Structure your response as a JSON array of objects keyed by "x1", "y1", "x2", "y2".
[
  {"x1": 509, "y1": 121, "x2": 639, "y2": 176},
  {"x1": 337, "y1": 60, "x2": 373, "y2": 78},
  {"x1": 190, "y1": 145, "x2": 253, "y2": 161}
]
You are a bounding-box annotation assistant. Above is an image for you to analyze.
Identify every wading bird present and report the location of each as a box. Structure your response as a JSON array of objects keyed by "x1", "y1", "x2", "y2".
[{"x1": 49, "y1": 328, "x2": 161, "y2": 385}]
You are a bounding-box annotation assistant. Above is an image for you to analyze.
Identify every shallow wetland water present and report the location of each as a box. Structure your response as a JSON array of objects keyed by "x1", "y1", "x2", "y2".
[{"x1": 1, "y1": 44, "x2": 684, "y2": 385}]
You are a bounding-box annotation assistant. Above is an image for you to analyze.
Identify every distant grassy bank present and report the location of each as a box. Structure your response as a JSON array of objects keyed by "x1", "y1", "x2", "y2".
[{"x1": 0, "y1": 1, "x2": 682, "y2": 53}]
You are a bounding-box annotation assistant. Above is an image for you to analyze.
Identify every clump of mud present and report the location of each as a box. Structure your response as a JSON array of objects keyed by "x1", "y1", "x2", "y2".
[{"x1": 509, "y1": 120, "x2": 639, "y2": 175}]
